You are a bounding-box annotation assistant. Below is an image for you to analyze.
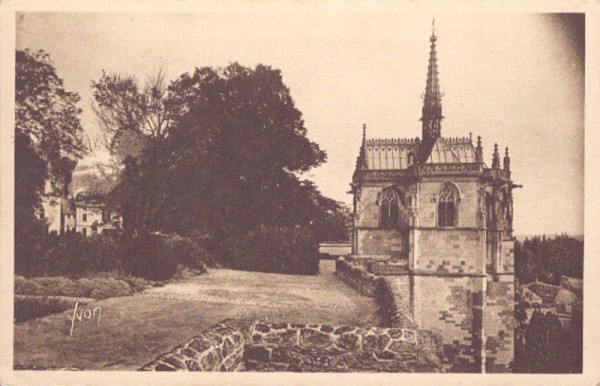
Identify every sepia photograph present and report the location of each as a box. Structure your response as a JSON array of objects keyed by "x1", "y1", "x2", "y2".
[{"x1": 0, "y1": 1, "x2": 597, "y2": 384}]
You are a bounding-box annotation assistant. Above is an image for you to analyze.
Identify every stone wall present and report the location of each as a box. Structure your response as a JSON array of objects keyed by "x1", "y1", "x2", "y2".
[
  {"x1": 140, "y1": 319, "x2": 252, "y2": 371},
  {"x1": 346, "y1": 254, "x2": 390, "y2": 269},
  {"x1": 411, "y1": 228, "x2": 486, "y2": 275},
  {"x1": 500, "y1": 239, "x2": 515, "y2": 273},
  {"x1": 484, "y1": 275, "x2": 515, "y2": 372},
  {"x1": 140, "y1": 319, "x2": 443, "y2": 372},
  {"x1": 369, "y1": 259, "x2": 408, "y2": 275},
  {"x1": 357, "y1": 229, "x2": 407, "y2": 259},
  {"x1": 376, "y1": 277, "x2": 416, "y2": 329},
  {"x1": 246, "y1": 322, "x2": 436, "y2": 372},
  {"x1": 335, "y1": 257, "x2": 380, "y2": 296},
  {"x1": 416, "y1": 179, "x2": 480, "y2": 228},
  {"x1": 410, "y1": 275, "x2": 485, "y2": 372}
]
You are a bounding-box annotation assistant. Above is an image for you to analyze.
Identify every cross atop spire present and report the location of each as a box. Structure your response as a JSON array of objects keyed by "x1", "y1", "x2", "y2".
[{"x1": 421, "y1": 19, "x2": 443, "y2": 145}]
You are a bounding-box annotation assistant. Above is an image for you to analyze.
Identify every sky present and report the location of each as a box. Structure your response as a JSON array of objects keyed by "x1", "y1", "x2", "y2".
[{"x1": 16, "y1": 10, "x2": 584, "y2": 236}]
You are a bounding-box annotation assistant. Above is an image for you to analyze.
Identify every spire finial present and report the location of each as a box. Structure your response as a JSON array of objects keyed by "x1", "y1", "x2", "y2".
[
  {"x1": 492, "y1": 143, "x2": 500, "y2": 169},
  {"x1": 432, "y1": 18, "x2": 435, "y2": 35},
  {"x1": 362, "y1": 123, "x2": 367, "y2": 145},
  {"x1": 475, "y1": 135, "x2": 483, "y2": 163},
  {"x1": 357, "y1": 123, "x2": 368, "y2": 170},
  {"x1": 503, "y1": 147, "x2": 511, "y2": 172},
  {"x1": 421, "y1": 20, "x2": 443, "y2": 144}
]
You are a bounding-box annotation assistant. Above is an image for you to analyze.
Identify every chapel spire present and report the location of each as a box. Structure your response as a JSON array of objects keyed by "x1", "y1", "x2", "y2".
[
  {"x1": 421, "y1": 18, "x2": 443, "y2": 145},
  {"x1": 356, "y1": 123, "x2": 368, "y2": 170}
]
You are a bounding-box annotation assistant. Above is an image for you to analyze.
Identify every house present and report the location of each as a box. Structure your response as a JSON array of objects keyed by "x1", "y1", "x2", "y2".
[
  {"x1": 38, "y1": 187, "x2": 121, "y2": 236},
  {"x1": 347, "y1": 26, "x2": 517, "y2": 373},
  {"x1": 560, "y1": 275, "x2": 583, "y2": 297},
  {"x1": 74, "y1": 193, "x2": 122, "y2": 236},
  {"x1": 520, "y1": 281, "x2": 579, "y2": 330},
  {"x1": 61, "y1": 197, "x2": 76, "y2": 232},
  {"x1": 38, "y1": 180, "x2": 62, "y2": 234}
]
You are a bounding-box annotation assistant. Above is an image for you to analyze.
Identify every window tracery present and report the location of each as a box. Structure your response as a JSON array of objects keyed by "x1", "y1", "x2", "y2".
[
  {"x1": 380, "y1": 189, "x2": 400, "y2": 229},
  {"x1": 438, "y1": 183, "x2": 458, "y2": 227}
]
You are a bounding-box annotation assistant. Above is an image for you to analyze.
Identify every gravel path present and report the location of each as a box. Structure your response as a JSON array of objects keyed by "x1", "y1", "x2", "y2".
[
  {"x1": 14, "y1": 260, "x2": 378, "y2": 370},
  {"x1": 138, "y1": 260, "x2": 376, "y2": 318}
]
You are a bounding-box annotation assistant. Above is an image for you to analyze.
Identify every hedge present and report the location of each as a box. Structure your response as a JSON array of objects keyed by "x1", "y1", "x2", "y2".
[{"x1": 226, "y1": 226, "x2": 320, "y2": 275}]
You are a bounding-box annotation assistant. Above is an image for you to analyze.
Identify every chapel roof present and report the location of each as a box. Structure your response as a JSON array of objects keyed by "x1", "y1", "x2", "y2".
[
  {"x1": 364, "y1": 138, "x2": 417, "y2": 170},
  {"x1": 424, "y1": 136, "x2": 475, "y2": 164},
  {"x1": 363, "y1": 136, "x2": 475, "y2": 170}
]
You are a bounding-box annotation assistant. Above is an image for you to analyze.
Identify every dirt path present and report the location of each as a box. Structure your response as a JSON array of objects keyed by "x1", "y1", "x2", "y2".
[{"x1": 14, "y1": 260, "x2": 378, "y2": 370}]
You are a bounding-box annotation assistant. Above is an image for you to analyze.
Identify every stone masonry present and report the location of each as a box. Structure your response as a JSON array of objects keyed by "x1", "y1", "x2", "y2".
[
  {"x1": 140, "y1": 319, "x2": 443, "y2": 372},
  {"x1": 140, "y1": 319, "x2": 252, "y2": 371},
  {"x1": 348, "y1": 26, "x2": 517, "y2": 373}
]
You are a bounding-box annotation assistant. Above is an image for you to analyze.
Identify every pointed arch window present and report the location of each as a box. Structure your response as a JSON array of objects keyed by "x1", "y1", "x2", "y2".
[
  {"x1": 380, "y1": 189, "x2": 400, "y2": 229},
  {"x1": 438, "y1": 184, "x2": 458, "y2": 227}
]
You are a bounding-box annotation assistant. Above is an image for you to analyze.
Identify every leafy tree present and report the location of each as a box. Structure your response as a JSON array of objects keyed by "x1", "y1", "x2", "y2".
[
  {"x1": 515, "y1": 234, "x2": 583, "y2": 285},
  {"x1": 160, "y1": 64, "x2": 327, "y2": 239},
  {"x1": 14, "y1": 132, "x2": 47, "y2": 276},
  {"x1": 15, "y1": 49, "x2": 86, "y2": 275},
  {"x1": 93, "y1": 63, "x2": 349, "y2": 271},
  {"x1": 91, "y1": 70, "x2": 176, "y2": 233},
  {"x1": 16, "y1": 49, "x2": 86, "y2": 193}
]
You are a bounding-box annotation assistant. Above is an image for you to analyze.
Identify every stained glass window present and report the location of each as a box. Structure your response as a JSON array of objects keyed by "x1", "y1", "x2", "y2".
[
  {"x1": 380, "y1": 189, "x2": 400, "y2": 229},
  {"x1": 438, "y1": 184, "x2": 457, "y2": 227}
]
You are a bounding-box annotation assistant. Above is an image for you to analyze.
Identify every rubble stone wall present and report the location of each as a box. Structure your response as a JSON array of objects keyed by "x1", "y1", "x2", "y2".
[
  {"x1": 140, "y1": 319, "x2": 443, "y2": 372},
  {"x1": 246, "y1": 322, "x2": 431, "y2": 372},
  {"x1": 335, "y1": 257, "x2": 380, "y2": 296},
  {"x1": 140, "y1": 319, "x2": 252, "y2": 371}
]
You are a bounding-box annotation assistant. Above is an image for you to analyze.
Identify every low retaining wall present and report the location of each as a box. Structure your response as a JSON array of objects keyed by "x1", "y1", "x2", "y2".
[
  {"x1": 369, "y1": 259, "x2": 409, "y2": 275},
  {"x1": 140, "y1": 320, "x2": 443, "y2": 372},
  {"x1": 376, "y1": 278, "x2": 417, "y2": 329},
  {"x1": 346, "y1": 254, "x2": 391, "y2": 269},
  {"x1": 335, "y1": 257, "x2": 415, "y2": 329},
  {"x1": 247, "y1": 322, "x2": 422, "y2": 372},
  {"x1": 335, "y1": 257, "x2": 380, "y2": 296},
  {"x1": 140, "y1": 319, "x2": 252, "y2": 371}
]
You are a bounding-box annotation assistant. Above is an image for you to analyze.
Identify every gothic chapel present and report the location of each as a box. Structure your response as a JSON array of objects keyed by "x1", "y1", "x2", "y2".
[{"x1": 349, "y1": 25, "x2": 518, "y2": 372}]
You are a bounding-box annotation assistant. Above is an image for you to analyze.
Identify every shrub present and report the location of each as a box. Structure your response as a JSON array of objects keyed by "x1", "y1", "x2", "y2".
[
  {"x1": 14, "y1": 275, "x2": 132, "y2": 299},
  {"x1": 20, "y1": 230, "x2": 209, "y2": 283},
  {"x1": 42, "y1": 233, "x2": 122, "y2": 277},
  {"x1": 77, "y1": 278, "x2": 97, "y2": 298},
  {"x1": 14, "y1": 275, "x2": 44, "y2": 295},
  {"x1": 119, "y1": 276, "x2": 159, "y2": 293},
  {"x1": 88, "y1": 278, "x2": 132, "y2": 299},
  {"x1": 165, "y1": 235, "x2": 208, "y2": 273},
  {"x1": 31, "y1": 277, "x2": 83, "y2": 297},
  {"x1": 14, "y1": 296, "x2": 74, "y2": 323},
  {"x1": 125, "y1": 233, "x2": 179, "y2": 281},
  {"x1": 188, "y1": 230, "x2": 217, "y2": 267},
  {"x1": 226, "y1": 226, "x2": 320, "y2": 275}
]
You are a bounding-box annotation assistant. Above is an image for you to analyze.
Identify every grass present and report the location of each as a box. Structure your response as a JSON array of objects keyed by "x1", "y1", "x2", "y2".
[{"x1": 14, "y1": 260, "x2": 378, "y2": 370}]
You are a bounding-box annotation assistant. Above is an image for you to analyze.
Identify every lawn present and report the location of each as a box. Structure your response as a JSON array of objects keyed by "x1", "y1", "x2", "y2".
[{"x1": 13, "y1": 260, "x2": 378, "y2": 370}]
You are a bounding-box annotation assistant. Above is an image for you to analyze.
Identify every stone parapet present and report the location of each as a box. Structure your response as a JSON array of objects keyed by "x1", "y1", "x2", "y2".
[
  {"x1": 376, "y1": 277, "x2": 417, "y2": 329},
  {"x1": 369, "y1": 259, "x2": 409, "y2": 275},
  {"x1": 335, "y1": 256, "x2": 416, "y2": 330},
  {"x1": 335, "y1": 257, "x2": 380, "y2": 296},
  {"x1": 346, "y1": 254, "x2": 391, "y2": 269},
  {"x1": 140, "y1": 319, "x2": 252, "y2": 371},
  {"x1": 247, "y1": 321, "x2": 437, "y2": 372},
  {"x1": 140, "y1": 319, "x2": 443, "y2": 372}
]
